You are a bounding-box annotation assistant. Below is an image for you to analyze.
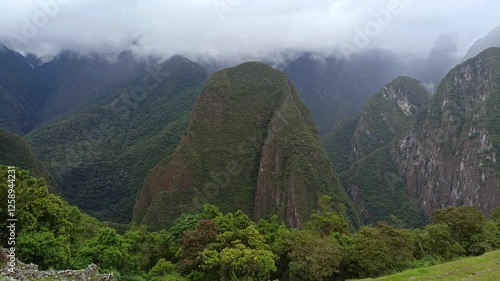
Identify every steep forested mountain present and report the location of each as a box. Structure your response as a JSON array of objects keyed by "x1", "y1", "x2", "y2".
[
  {"x1": 283, "y1": 49, "x2": 405, "y2": 135},
  {"x1": 133, "y1": 62, "x2": 358, "y2": 230},
  {"x1": 0, "y1": 128, "x2": 58, "y2": 193},
  {"x1": 393, "y1": 47, "x2": 500, "y2": 217},
  {"x1": 323, "y1": 77, "x2": 430, "y2": 173},
  {"x1": 322, "y1": 77, "x2": 431, "y2": 225},
  {"x1": 27, "y1": 56, "x2": 208, "y2": 223}
]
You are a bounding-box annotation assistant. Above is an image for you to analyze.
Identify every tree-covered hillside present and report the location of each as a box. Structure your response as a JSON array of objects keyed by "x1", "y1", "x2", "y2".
[{"x1": 26, "y1": 56, "x2": 208, "y2": 223}]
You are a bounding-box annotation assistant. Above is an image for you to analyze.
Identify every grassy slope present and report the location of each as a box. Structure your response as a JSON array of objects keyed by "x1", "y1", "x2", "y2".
[
  {"x1": 27, "y1": 56, "x2": 207, "y2": 223},
  {"x1": 355, "y1": 251, "x2": 500, "y2": 281}
]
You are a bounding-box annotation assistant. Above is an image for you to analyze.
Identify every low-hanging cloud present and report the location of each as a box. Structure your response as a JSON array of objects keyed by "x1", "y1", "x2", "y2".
[{"x1": 0, "y1": 0, "x2": 498, "y2": 62}]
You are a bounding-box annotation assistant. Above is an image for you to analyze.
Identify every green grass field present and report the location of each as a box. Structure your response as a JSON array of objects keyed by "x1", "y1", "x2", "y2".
[{"x1": 355, "y1": 251, "x2": 500, "y2": 281}]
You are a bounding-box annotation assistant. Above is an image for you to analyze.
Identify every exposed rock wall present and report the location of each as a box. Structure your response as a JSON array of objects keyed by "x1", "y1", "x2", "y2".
[{"x1": 392, "y1": 48, "x2": 500, "y2": 217}]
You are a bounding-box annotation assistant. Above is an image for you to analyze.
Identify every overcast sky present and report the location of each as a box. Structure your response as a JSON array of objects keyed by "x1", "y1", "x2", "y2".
[{"x1": 0, "y1": 0, "x2": 498, "y2": 61}]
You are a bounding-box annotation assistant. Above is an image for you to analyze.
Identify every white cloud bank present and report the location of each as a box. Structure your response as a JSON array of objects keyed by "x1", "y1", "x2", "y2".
[{"x1": 0, "y1": 0, "x2": 498, "y2": 61}]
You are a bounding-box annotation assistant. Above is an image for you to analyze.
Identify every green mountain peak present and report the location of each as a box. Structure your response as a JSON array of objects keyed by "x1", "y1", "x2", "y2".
[{"x1": 133, "y1": 62, "x2": 358, "y2": 229}]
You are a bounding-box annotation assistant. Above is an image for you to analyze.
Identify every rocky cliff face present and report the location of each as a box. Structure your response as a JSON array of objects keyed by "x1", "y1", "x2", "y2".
[
  {"x1": 133, "y1": 62, "x2": 357, "y2": 229},
  {"x1": 393, "y1": 48, "x2": 500, "y2": 217}
]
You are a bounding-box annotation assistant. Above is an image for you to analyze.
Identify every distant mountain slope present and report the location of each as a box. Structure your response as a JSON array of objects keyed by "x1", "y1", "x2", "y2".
[
  {"x1": 322, "y1": 77, "x2": 430, "y2": 225},
  {"x1": 0, "y1": 128, "x2": 58, "y2": 193},
  {"x1": 284, "y1": 50, "x2": 405, "y2": 135},
  {"x1": 409, "y1": 34, "x2": 460, "y2": 93},
  {"x1": 133, "y1": 62, "x2": 358, "y2": 229},
  {"x1": 322, "y1": 118, "x2": 358, "y2": 174},
  {"x1": 27, "y1": 56, "x2": 207, "y2": 223},
  {"x1": 0, "y1": 45, "x2": 151, "y2": 134},
  {"x1": 0, "y1": 46, "x2": 39, "y2": 134},
  {"x1": 323, "y1": 77, "x2": 430, "y2": 173},
  {"x1": 33, "y1": 51, "x2": 146, "y2": 123}
]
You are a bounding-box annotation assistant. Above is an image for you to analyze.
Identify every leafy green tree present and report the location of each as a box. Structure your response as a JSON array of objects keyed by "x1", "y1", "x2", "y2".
[
  {"x1": 256, "y1": 216, "x2": 292, "y2": 279},
  {"x1": 304, "y1": 195, "x2": 349, "y2": 237},
  {"x1": 345, "y1": 223, "x2": 414, "y2": 278},
  {"x1": 432, "y1": 206, "x2": 485, "y2": 254},
  {"x1": 418, "y1": 223, "x2": 465, "y2": 260},
  {"x1": 0, "y1": 167, "x2": 72, "y2": 242},
  {"x1": 200, "y1": 243, "x2": 276, "y2": 281},
  {"x1": 148, "y1": 258, "x2": 187, "y2": 281},
  {"x1": 177, "y1": 220, "x2": 217, "y2": 273},
  {"x1": 214, "y1": 210, "x2": 253, "y2": 233},
  {"x1": 469, "y1": 221, "x2": 500, "y2": 255},
  {"x1": 169, "y1": 213, "x2": 204, "y2": 241},
  {"x1": 124, "y1": 225, "x2": 174, "y2": 274},
  {"x1": 73, "y1": 227, "x2": 130, "y2": 270},
  {"x1": 287, "y1": 230, "x2": 342, "y2": 281},
  {"x1": 17, "y1": 231, "x2": 70, "y2": 269},
  {"x1": 199, "y1": 223, "x2": 277, "y2": 281}
]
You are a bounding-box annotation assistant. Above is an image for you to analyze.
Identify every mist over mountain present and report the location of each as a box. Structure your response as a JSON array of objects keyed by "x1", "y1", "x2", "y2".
[
  {"x1": 408, "y1": 33, "x2": 461, "y2": 92},
  {"x1": 283, "y1": 49, "x2": 406, "y2": 134},
  {"x1": 464, "y1": 25, "x2": 500, "y2": 60},
  {"x1": 1, "y1": 1, "x2": 498, "y2": 62}
]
